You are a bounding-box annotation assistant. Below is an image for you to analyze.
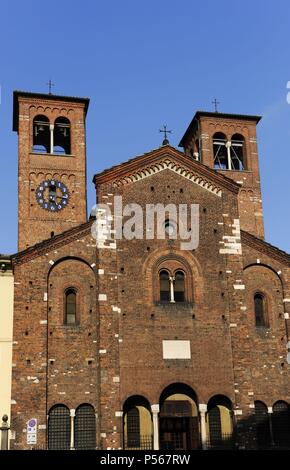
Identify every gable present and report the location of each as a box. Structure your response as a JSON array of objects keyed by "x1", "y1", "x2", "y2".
[
  {"x1": 93, "y1": 145, "x2": 240, "y2": 196},
  {"x1": 11, "y1": 220, "x2": 95, "y2": 266},
  {"x1": 113, "y1": 158, "x2": 222, "y2": 197}
]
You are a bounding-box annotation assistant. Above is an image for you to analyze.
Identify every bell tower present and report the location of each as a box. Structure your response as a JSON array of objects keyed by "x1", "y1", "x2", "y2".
[
  {"x1": 179, "y1": 111, "x2": 264, "y2": 239},
  {"x1": 13, "y1": 91, "x2": 89, "y2": 251}
]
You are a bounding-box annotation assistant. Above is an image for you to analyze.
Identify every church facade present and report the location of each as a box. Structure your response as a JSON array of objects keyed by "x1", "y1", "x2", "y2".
[{"x1": 9, "y1": 91, "x2": 290, "y2": 450}]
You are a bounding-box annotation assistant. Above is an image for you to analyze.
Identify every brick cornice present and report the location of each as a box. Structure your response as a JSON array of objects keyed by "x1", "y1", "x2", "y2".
[
  {"x1": 241, "y1": 230, "x2": 290, "y2": 265},
  {"x1": 93, "y1": 145, "x2": 240, "y2": 195},
  {"x1": 12, "y1": 220, "x2": 94, "y2": 266}
]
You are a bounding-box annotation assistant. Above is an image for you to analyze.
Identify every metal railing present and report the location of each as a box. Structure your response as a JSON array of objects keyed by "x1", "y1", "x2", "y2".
[
  {"x1": 124, "y1": 434, "x2": 153, "y2": 450},
  {"x1": 206, "y1": 433, "x2": 235, "y2": 450}
]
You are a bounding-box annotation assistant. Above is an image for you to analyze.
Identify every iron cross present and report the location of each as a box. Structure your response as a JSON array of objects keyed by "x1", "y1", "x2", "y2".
[
  {"x1": 212, "y1": 98, "x2": 220, "y2": 113},
  {"x1": 47, "y1": 79, "x2": 55, "y2": 95},
  {"x1": 159, "y1": 125, "x2": 172, "y2": 145}
]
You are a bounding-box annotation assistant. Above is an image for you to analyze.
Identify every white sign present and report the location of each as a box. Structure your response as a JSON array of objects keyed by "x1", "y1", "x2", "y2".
[{"x1": 27, "y1": 418, "x2": 37, "y2": 445}]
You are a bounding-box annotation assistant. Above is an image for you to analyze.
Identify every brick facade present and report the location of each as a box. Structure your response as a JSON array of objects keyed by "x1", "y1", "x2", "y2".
[{"x1": 10, "y1": 93, "x2": 290, "y2": 450}]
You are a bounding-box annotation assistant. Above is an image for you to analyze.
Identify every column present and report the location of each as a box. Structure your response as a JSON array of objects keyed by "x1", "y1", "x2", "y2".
[
  {"x1": 226, "y1": 141, "x2": 232, "y2": 170},
  {"x1": 267, "y1": 407, "x2": 275, "y2": 446},
  {"x1": 50, "y1": 124, "x2": 54, "y2": 154},
  {"x1": 151, "y1": 404, "x2": 159, "y2": 450},
  {"x1": 0, "y1": 415, "x2": 10, "y2": 450},
  {"x1": 169, "y1": 277, "x2": 175, "y2": 303},
  {"x1": 199, "y1": 404, "x2": 207, "y2": 450},
  {"x1": 70, "y1": 409, "x2": 75, "y2": 450}
]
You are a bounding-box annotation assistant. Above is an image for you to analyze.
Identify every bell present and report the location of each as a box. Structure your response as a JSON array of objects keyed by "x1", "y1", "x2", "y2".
[{"x1": 60, "y1": 126, "x2": 67, "y2": 137}]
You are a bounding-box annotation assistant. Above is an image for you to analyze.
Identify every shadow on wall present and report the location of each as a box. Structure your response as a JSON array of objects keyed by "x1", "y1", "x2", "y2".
[{"x1": 206, "y1": 400, "x2": 290, "y2": 450}]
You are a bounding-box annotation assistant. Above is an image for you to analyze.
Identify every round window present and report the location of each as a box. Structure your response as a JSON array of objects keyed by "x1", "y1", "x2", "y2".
[{"x1": 164, "y1": 219, "x2": 177, "y2": 237}]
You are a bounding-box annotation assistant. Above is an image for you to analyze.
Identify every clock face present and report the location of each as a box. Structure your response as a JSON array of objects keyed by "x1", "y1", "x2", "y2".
[{"x1": 35, "y1": 179, "x2": 69, "y2": 212}]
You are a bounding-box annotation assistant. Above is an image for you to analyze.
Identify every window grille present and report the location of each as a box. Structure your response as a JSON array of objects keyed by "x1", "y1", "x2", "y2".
[{"x1": 48, "y1": 405, "x2": 70, "y2": 450}]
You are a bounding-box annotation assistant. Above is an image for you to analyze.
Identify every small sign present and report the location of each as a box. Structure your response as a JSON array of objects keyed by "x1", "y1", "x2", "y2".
[{"x1": 27, "y1": 418, "x2": 37, "y2": 445}]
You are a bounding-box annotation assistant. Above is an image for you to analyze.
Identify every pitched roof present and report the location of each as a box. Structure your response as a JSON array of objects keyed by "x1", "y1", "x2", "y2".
[
  {"x1": 241, "y1": 230, "x2": 290, "y2": 265},
  {"x1": 93, "y1": 144, "x2": 240, "y2": 194},
  {"x1": 13, "y1": 90, "x2": 90, "y2": 131},
  {"x1": 11, "y1": 220, "x2": 94, "y2": 265},
  {"x1": 179, "y1": 111, "x2": 261, "y2": 147}
]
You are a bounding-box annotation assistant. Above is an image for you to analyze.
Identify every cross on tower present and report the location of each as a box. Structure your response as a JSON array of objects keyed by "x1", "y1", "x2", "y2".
[
  {"x1": 159, "y1": 125, "x2": 172, "y2": 146},
  {"x1": 212, "y1": 98, "x2": 220, "y2": 113},
  {"x1": 46, "y1": 79, "x2": 55, "y2": 95}
]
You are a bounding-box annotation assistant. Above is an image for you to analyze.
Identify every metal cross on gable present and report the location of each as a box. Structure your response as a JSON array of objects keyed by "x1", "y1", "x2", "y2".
[
  {"x1": 212, "y1": 98, "x2": 220, "y2": 113},
  {"x1": 159, "y1": 125, "x2": 172, "y2": 146},
  {"x1": 46, "y1": 79, "x2": 55, "y2": 95}
]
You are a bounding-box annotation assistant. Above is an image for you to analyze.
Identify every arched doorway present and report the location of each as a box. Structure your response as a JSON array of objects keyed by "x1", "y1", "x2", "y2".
[
  {"x1": 159, "y1": 383, "x2": 199, "y2": 450},
  {"x1": 207, "y1": 395, "x2": 234, "y2": 449},
  {"x1": 123, "y1": 396, "x2": 153, "y2": 449}
]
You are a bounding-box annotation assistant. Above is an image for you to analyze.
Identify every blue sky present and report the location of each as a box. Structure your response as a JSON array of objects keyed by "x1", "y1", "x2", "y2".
[{"x1": 0, "y1": 0, "x2": 289, "y2": 253}]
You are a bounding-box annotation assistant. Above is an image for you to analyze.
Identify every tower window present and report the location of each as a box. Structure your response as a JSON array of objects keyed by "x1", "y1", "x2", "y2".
[
  {"x1": 213, "y1": 132, "x2": 245, "y2": 170},
  {"x1": 54, "y1": 117, "x2": 71, "y2": 154},
  {"x1": 230, "y1": 134, "x2": 245, "y2": 170},
  {"x1": 33, "y1": 115, "x2": 50, "y2": 153},
  {"x1": 65, "y1": 288, "x2": 77, "y2": 325},
  {"x1": 254, "y1": 293, "x2": 267, "y2": 327},
  {"x1": 213, "y1": 133, "x2": 228, "y2": 169},
  {"x1": 160, "y1": 270, "x2": 170, "y2": 302}
]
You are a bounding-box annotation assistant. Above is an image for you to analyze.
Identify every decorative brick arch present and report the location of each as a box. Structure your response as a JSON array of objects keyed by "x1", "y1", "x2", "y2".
[
  {"x1": 243, "y1": 263, "x2": 284, "y2": 329},
  {"x1": 113, "y1": 158, "x2": 222, "y2": 197},
  {"x1": 142, "y1": 248, "x2": 203, "y2": 305}
]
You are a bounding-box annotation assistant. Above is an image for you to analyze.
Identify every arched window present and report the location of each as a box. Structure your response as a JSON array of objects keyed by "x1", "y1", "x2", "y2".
[
  {"x1": 160, "y1": 271, "x2": 170, "y2": 302},
  {"x1": 127, "y1": 407, "x2": 140, "y2": 447},
  {"x1": 254, "y1": 293, "x2": 266, "y2": 327},
  {"x1": 48, "y1": 404, "x2": 70, "y2": 450},
  {"x1": 74, "y1": 404, "x2": 96, "y2": 450},
  {"x1": 33, "y1": 115, "x2": 50, "y2": 153},
  {"x1": 230, "y1": 134, "x2": 245, "y2": 170},
  {"x1": 174, "y1": 271, "x2": 185, "y2": 302},
  {"x1": 255, "y1": 401, "x2": 271, "y2": 448},
  {"x1": 65, "y1": 288, "x2": 77, "y2": 325},
  {"x1": 54, "y1": 117, "x2": 71, "y2": 154},
  {"x1": 213, "y1": 132, "x2": 227, "y2": 169},
  {"x1": 272, "y1": 401, "x2": 290, "y2": 447}
]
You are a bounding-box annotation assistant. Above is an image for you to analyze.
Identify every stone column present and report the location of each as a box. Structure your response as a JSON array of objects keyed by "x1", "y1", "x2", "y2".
[
  {"x1": 169, "y1": 277, "x2": 175, "y2": 303},
  {"x1": 226, "y1": 141, "x2": 232, "y2": 170},
  {"x1": 199, "y1": 404, "x2": 207, "y2": 450},
  {"x1": 151, "y1": 404, "x2": 160, "y2": 450},
  {"x1": 70, "y1": 409, "x2": 75, "y2": 450},
  {"x1": 268, "y1": 407, "x2": 275, "y2": 446},
  {"x1": 50, "y1": 124, "x2": 54, "y2": 154}
]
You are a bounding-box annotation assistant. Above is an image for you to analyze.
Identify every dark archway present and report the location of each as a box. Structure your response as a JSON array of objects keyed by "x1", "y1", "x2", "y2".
[
  {"x1": 254, "y1": 401, "x2": 271, "y2": 448},
  {"x1": 272, "y1": 400, "x2": 290, "y2": 448},
  {"x1": 207, "y1": 395, "x2": 233, "y2": 449},
  {"x1": 123, "y1": 395, "x2": 153, "y2": 450},
  {"x1": 159, "y1": 383, "x2": 199, "y2": 450}
]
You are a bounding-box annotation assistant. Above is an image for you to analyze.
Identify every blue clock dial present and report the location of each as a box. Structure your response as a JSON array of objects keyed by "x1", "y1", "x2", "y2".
[{"x1": 36, "y1": 179, "x2": 69, "y2": 212}]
